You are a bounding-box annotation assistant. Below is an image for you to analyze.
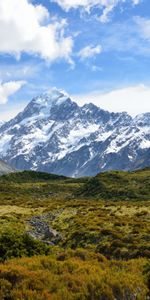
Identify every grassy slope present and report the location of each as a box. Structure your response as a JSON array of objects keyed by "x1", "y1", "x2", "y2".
[
  {"x1": 76, "y1": 168, "x2": 150, "y2": 200},
  {"x1": 0, "y1": 170, "x2": 67, "y2": 182},
  {"x1": 0, "y1": 169, "x2": 150, "y2": 299}
]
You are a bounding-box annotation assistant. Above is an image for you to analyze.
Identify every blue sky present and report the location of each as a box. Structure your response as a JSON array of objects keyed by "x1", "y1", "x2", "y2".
[{"x1": 0, "y1": 0, "x2": 150, "y2": 120}]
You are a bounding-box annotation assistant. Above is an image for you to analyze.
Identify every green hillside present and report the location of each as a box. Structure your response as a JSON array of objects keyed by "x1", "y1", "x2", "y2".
[
  {"x1": 0, "y1": 168, "x2": 150, "y2": 299},
  {"x1": 76, "y1": 168, "x2": 150, "y2": 200},
  {"x1": 0, "y1": 170, "x2": 67, "y2": 183}
]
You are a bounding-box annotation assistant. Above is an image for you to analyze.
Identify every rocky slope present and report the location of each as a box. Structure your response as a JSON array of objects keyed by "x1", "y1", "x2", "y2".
[
  {"x1": 0, "y1": 88, "x2": 149, "y2": 177},
  {"x1": 0, "y1": 159, "x2": 14, "y2": 175}
]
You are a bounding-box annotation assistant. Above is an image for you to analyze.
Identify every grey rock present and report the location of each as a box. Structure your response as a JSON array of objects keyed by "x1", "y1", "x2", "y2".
[{"x1": 27, "y1": 214, "x2": 62, "y2": 244}]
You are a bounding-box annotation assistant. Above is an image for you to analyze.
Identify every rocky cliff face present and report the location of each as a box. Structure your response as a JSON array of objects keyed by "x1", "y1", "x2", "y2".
[{"x1": 0, "y1": 88, "x2": 149, "y2": 177}]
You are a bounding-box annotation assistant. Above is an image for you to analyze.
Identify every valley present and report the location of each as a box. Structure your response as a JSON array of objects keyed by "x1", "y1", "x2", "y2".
[{"x1": 0, "y1": 169, "x2": 150, "y2": 299}]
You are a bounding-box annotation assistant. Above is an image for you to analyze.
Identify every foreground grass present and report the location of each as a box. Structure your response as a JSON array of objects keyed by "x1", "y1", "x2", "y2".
[{"x1": 0, "y1": 249, "x2": 149, "y2": 300}]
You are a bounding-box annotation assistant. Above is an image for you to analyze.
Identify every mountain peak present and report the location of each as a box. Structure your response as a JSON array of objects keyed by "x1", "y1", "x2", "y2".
[
  {"x1": 13, "y1": 88, "x2": 73, "y2": 123},
  {"x1": 0, "y1": 88, "x2": 149, "y2": 177},
  {"x1": 34, "y1": 88, "x2": 70, "y2": 107}
]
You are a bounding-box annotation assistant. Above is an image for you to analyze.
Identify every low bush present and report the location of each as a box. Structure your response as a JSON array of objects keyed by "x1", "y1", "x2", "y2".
[
  {"x1": 0, "y1": 230, "x2": 51, "y2": 261},
  {"x1": 0, "y1": 250, "x2": 148, "y2": 300}
]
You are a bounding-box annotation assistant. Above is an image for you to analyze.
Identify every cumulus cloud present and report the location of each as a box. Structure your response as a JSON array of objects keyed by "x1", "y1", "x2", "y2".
[
  {"x1": 52, "y1": 0, "x2": 140, "y2": 22},
  {"x1": 73, "y1": 84, "x2": 150, "y2": 116},
  {"x1": 0, "y1": 0, "x2": 73, "y2": 62},
  {"x1": 0, "y1": 81, "x2": 26, "y2": 104},
  {"x1": 78, "y1": 45, "x2": 102, "y2": 59}
]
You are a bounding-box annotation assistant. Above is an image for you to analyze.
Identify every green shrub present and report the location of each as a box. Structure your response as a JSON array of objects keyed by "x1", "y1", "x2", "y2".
[{"x1": 0, "y1": 230, "x2": 50, "y2": 261}]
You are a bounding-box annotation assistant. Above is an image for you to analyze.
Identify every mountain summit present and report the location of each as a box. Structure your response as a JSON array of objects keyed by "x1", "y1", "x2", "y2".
[{"x1": 0, "y1": 89, "x2": 149, "y2": 177}]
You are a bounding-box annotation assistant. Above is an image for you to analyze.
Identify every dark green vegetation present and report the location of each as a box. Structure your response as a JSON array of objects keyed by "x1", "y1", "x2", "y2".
[
  {"x1": 0, "y1": 168, "x2": 150, "y2": 299},
  {"x1": 76, "y1": 168, "x2": 150, "y2": 200},
  {"x1": 0, "y1": 170, "x2": 67, "y2": 183},
  {"x1": 0, "y1": 231, "x2": 50, "y2": 262}
]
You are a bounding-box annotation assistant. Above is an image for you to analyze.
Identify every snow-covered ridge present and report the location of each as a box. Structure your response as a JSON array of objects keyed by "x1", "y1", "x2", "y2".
[
  {"x1": 0, "y1": 121, "x2": 5, "y2": 128},
  {"x1": 34, "y1": 88, "x2": 69, "y2": 106},
  {"x1": 0, "y1": 88, "x2": 149, "y2": 177}
]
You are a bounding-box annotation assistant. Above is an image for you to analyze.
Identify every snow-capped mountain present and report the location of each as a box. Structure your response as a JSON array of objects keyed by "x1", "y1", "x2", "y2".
[{"x1": 0, "y1": 88, "x2": 149, "y2": 177}]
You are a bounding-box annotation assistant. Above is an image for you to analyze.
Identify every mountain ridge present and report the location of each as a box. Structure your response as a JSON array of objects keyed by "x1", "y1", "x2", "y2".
[{"x1": 0, "y1": 88, "x2": 149, "y2": 177}]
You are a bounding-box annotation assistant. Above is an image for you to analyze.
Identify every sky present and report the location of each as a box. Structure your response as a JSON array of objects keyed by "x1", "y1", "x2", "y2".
[{"x1": 0, "y1": 0, "x2": 150, "y2": 121}]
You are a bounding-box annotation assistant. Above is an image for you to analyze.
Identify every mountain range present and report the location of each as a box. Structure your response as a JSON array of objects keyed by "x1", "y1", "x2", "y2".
[{"x1": 0, "y1": 88, "x2": 149, "y2": 177}]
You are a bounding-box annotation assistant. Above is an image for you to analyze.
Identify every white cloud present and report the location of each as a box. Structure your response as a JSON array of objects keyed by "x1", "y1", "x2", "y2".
[
  {"x1": 72, "y1": 84, "x2": 150, "y2": 116},
  {"x1": 78, "y1": 45, "x2": 102, "y2": 59},
  {"x1": 52, "y1": 0, "x2": 140, "y2": 22},
  {"x1": 99, "y1": 4, "x2": 114, "y2": 23},
  {"x1": 135, "y1": 16, "x2": 150, "y2": 40},
  {"x1": 52, "y1": 0, "x2": 100, "y2": 11},
  {"x1": 0, "y1": 0, "x2": 73, "y2": 62},
  {"x1": 132, "y1": 0, "x2": 140, "y2": 4},
  {"x1": 0, "y1": 81, "x2": 26, "y2": 104}
]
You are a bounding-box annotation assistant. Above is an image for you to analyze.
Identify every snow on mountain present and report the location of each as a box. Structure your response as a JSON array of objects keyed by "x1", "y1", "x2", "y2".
[
  {"x1": 0, "y1": 88, "x2": 149, "y2": 177},
  {"x1": 0, "y1": 121, "x2": 5, "y2": 128}
]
